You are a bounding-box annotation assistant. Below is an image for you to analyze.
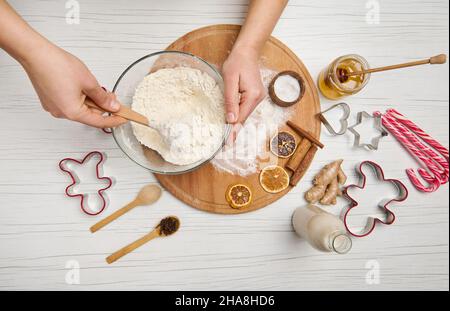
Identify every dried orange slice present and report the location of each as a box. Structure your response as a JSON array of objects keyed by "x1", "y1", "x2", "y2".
[
  {"x1": 259, "y1": 165, "x2": 290, "y2": 193},
  {"x1": 226, "y1": 184, "x2": 252, "y2": 209},
  {"x1": 270, "y1": 131, "x2": 297, "y2": 158}
]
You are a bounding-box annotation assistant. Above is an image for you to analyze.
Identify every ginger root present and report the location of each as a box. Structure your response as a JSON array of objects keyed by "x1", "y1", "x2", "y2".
[
  {"x1": 305, "y1": 160, "x2": 347, "y2": 205},
  {"x1": 320, "y1": 178, "x2": 339, "y2": 205},
  {"x1": 337, "y1": 167, "x2": 347, "y2": 184}
]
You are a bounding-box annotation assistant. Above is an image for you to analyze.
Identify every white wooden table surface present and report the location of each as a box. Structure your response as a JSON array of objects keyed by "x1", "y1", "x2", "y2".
[{"x1": 0, "y1": 0, "x2": 448, "y2": 291}]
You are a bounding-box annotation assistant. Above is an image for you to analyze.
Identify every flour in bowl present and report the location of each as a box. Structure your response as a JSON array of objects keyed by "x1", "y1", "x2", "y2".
[{"x1": 132, "y1": 67, "x2": 226, "y2": 166}]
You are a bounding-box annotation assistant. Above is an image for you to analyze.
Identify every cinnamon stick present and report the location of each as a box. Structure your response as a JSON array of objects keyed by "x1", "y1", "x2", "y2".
[
  {"x1": 290, "y1": 145, "x2": 318, "y2": 186},
  {"x1": 287, "y1": 121, "x2": 324, "y2": 149},
  {"x1": 286, "y1": 138, "x2": 311, "y2": 172}
]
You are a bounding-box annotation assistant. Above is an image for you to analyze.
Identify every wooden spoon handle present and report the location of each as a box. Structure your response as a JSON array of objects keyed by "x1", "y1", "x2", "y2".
[
  {"x1": 90, "y1": 200, "x2": 139, "y2": 233},
  {"x1": 83, "y1": 96, "x2": 149, "y2": 127},
  {"x1": 106, "y1": 229, "x2": 160, "y2": 264}
]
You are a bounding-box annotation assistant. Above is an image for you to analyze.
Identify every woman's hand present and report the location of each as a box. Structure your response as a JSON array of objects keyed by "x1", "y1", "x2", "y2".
[
  {"x1": 1, "y1": 0, "x2": 126, "y2": 128},
  {"x1": 222, "y1": 0, "x2": 289, "y2": 126},
  {"x1": 222, "y1": 47, "x2": 266, "y2": 125},
  {"x1": 21, "y1": 45, "x2": 126, "y2": 128}
]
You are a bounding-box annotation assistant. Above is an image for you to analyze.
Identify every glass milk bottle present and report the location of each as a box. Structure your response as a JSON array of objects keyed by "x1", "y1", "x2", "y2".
[{"x1": 292, "y1": 205, "x2": 352, "y2": 254}]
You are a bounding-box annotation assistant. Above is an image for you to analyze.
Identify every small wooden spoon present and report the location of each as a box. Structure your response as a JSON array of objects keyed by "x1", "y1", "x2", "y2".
[
  {"x1": 90, "y1": 184, "x2": 162, "y2": 233},
  {"x1": 340, "y1": 54, "x2": 447, "y2": 80},
  {"x1": 83, "y1": 96, "x2": 150, "y2": 127},
  {"x1": 106, "y1": 216, "x2": 180, "y2": 264}
]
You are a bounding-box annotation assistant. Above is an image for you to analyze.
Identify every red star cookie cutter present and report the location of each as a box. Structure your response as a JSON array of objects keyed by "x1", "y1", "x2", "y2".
[
  {"x1": 59, "y1": 151, "x2": 113, "y2": 216},
  {"x1": 342, "y1": 161, "x2": 409, "y2": 238}
]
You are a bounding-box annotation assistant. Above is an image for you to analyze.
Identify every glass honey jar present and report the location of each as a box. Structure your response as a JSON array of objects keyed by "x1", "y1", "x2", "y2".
[{"x1": 318, "y1": 54, "x2": 371, "y2": 100}]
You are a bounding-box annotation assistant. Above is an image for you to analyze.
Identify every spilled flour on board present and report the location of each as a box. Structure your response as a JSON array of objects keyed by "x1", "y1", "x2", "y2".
[{"x1": 212, "y1": 68, "x2": 294, "y2": 176}]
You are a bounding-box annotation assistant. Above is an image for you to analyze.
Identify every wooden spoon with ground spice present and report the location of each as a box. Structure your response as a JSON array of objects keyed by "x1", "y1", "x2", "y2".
[{"x1": 106, "y1": 216, "x2": 180, "y2": 264}]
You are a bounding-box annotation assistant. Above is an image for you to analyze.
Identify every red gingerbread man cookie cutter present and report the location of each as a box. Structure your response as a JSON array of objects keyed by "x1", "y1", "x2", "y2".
[
  {"x1": 342, "y1": 161, "x2": 409, "y2": 238},
  {"x1": 59, "y1": 151, "x2": 113, "y2": 216}
]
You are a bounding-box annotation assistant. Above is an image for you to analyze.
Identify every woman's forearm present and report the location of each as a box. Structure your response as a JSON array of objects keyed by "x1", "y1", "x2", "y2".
[
  {"x1": 0, "y1": 0, "x2": 50, "y2": 64},
  {"x1": 222, "y1": 0, "x2": 288, "y2": 124},
  {"x1": 233, "y1": 0, "x2": 288, "y2": 55}
]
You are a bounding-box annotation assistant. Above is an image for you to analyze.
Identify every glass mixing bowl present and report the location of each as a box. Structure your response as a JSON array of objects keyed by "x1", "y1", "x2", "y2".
[{"x1": 112, "y1": 51, "x2": 231, "y2": 175}]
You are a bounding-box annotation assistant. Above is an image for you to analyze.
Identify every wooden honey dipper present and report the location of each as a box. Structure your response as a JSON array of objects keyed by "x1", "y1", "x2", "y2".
[{"x1": 340, "y1": 54, "x2": 447, "y2": 80}]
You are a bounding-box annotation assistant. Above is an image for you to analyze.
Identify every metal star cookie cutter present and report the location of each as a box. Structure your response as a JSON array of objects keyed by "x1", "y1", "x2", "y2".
[
  {"x1": 317, "y1": 102, "x2": 351, "y2": 136},
  {"x1": 342, "y1": 161, "x2": 409, "y2": 238},
  {"x1": 59, "y1": 151, "x2": 113, "y2": 216},
  {"x1": 348, "y1": 111, "x2": 388, "y2": 150}
]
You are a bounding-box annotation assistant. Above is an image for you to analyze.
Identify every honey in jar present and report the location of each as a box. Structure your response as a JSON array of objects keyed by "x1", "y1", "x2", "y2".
[{"x1": 318, "y1": 54, "x2": 371, "y2": 100}]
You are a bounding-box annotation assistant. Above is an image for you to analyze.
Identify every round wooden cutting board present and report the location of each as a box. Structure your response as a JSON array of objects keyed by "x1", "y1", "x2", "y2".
[{"x1": 156, "y1": 24, "x2": 321, "y2": 214}]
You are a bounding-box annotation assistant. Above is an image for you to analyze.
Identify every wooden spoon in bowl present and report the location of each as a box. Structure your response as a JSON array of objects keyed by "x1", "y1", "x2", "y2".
[
  {"x1": 90, "y1": 184, "x2": 162, "y2": 233},
  {"x1": 83, "y1": 96, "x2": 150, "y2": 127},
  {"x1": 106, "y1": 216, "x2": 180, "y2": 264}
]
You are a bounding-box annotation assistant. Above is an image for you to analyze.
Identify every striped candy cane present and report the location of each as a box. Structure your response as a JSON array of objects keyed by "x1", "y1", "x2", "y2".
[
  {"x1": 378, "y1": 115, "x2": 440, "y2": 192},
  {"x1": 378, "y1": 116, "x2": 439, "y2": 192},
  {"x1": 387, "y1": 109, "x2": 449, "y2": 159},
  {"x1": 384, "y1": 115, "x2": 446, "y2": 189},
  {"x1": 385, "y1": 110, "x2": 449, "y2": 183},
  {"x1": 384, "y1": 112, "x2": 448, "y2": 183},
  {"x1": 375, "y1": 110, "x2": 449, "y2": 193}
]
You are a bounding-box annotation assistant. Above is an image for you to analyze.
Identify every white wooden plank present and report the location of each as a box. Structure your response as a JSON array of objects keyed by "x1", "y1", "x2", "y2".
[{"x1": 0, "y1": 0, "x2": 448, "y2": 290}]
